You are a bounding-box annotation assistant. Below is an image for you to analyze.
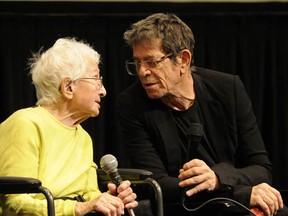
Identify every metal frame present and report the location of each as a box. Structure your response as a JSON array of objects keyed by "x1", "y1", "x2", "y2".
[{"x1": 0, "y1": 176, "x2": 55, "y2": 216}]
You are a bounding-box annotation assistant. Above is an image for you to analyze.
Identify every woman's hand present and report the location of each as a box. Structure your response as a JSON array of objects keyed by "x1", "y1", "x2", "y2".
[
  {"x1": 75, "y1": 192, "x2": 124, "y2": 216},
  {"x1": 75, "y1": 180, "x2": 138, "y2": 216},
  {"x1": 108, "y1": 180, "x2": 138, "y2": 210}
]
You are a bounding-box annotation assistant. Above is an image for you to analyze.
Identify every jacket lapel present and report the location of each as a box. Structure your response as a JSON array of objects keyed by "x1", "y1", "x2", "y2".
[
  {"x1": 150, "y1": 108, "x2": 181, "y2": 174},
  {"x1": 193, "y1": 73, "x2": 232, "y2": 163}
]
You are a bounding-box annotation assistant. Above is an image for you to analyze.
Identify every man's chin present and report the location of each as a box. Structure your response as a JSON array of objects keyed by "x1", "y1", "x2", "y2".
[{"x1": 146, "y1": 91, "x2": 162, "y2": 99}]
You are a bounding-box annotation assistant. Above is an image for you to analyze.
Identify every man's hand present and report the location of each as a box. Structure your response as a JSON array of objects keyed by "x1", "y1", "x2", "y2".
[
  {"x1": 250, "y1": 183, "x2": 283, "y2": 216},
  {"x1": 178, "y1": 159, "x2": 219, "y2": 196}
]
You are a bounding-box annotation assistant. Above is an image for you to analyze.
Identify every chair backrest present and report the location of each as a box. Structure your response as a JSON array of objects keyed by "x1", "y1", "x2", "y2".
[{"x1": 0, "y1": 176, "x2": 55, "y2": 216}]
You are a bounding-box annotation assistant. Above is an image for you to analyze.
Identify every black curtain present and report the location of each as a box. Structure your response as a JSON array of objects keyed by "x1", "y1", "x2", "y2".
[{"x1": 0, "y1": 2, "x2": 288, "y2": 190}]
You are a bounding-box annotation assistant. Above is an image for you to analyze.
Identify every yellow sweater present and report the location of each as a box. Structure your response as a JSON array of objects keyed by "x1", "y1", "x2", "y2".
[{"x1": 0, "y1": 106, "x2": 101, "y2": 215}]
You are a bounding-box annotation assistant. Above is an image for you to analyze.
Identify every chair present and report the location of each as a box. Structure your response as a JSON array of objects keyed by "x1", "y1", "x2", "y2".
[
  {"x1": 97, "y1": 168, "x2": 255, "y2": 216},
  {"x1": 164, "y1": 199, "x2": 257, "y2": 216},
  {"x1": 97, "y1": 168, "x2": 164, "y2": 216},
  {"x1": 0, "y1": 176, "x2": 55, "y2": 216},
  {"x1": 164, "y1": 187, "x2": 258, "y2": 216},
  {"x1": 0, "y1": 169, "x2": 163, "y2": 216}
]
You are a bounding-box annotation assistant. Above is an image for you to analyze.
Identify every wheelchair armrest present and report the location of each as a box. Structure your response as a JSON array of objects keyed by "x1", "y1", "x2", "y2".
[
  {"x1": 0, "y1": 176, "x2": 42, "y2": 194},
  {"x1": 97, "y1": 168, "x2": 163, "y2": 216},
  {"x1": 0, "y1": 176, "x2": 55, "y2": 216}
]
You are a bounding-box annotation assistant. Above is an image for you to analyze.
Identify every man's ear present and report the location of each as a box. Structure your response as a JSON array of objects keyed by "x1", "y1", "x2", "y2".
[
  {"x1": 180, "y1": 49, "x2": 192, "y2": 71},
  {"x1": 60, "y1": 78, "x2": 74, "y2": 99}
]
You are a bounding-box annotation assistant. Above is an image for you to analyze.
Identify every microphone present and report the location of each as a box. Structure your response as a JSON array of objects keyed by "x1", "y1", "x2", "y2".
[
  {"x1": 100, "y1": 154, "x2": 135, "y2": 216},
  {"x1": 182, "y1": 123, "x2": 203, "y2": 204},
  {"x1": 186, "y1": 123, "x2": 203, "y2": 161}
]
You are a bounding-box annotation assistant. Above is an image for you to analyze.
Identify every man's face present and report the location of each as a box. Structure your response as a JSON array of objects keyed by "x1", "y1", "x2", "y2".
[{"x1": 132, "y1": 41, "x2": 182, "y2": 99}]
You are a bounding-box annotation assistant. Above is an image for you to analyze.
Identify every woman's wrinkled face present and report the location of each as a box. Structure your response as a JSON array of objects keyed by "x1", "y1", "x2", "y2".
[
  {"x1": 72, "y1": 58, "x2": 107, "y2": 119},
  {"x1": 132, "y1": 40, "x2": 182, "y2": 99}
]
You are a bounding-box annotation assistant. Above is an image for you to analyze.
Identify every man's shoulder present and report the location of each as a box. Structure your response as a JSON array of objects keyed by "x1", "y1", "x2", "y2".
[
  {"x1": 195, "y1": 67, "x2": 235, "y2": 79},
  {"x1": 194, "y1": 67, "x2": 238, "y2": 87}
]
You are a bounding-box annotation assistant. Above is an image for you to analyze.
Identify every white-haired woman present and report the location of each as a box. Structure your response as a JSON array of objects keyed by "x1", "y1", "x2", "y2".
[{"x1": 0, "y1": 38, "x2": 138, "y2": 216}]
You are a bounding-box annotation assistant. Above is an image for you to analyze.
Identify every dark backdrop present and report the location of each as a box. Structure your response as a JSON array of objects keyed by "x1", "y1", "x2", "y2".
[{"x1": 1, "y1": 1, "x2": 288, "y2": 190}]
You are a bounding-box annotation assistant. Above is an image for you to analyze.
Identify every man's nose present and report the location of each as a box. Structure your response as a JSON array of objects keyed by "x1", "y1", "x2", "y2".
[{"x1": 138, "y1": 63, "x2": 151, "y2": 77}]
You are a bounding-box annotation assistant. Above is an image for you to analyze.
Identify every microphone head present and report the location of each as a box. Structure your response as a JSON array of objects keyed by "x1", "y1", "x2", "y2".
[
  {"x1": 100, "y1": 154, "x2": 118, "y2": 173},
  {"x1": 188, "y1": 123, "x2": 203, "y2": 137}
]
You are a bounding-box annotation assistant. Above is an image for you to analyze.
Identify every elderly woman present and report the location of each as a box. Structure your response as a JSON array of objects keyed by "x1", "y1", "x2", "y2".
[{"x1": 0, "y1": 38, "x2": 137, "y2": 216}]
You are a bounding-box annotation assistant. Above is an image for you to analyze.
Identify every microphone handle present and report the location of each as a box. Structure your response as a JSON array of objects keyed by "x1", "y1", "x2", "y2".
[
  {"x1": 108, "y1": 172, "x2": 136, "y2": 216},
  {"x1": 109, "y1": 172, "x2": 122, "y2": 187},
  {"x1": 128, "y1": 208, "x2": 136, "y2": 216}
]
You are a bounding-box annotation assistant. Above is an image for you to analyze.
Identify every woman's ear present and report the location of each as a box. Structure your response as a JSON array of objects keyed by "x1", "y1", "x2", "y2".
[{"x1": 60, "y1": 78, "x2": 74, "y2": 99}]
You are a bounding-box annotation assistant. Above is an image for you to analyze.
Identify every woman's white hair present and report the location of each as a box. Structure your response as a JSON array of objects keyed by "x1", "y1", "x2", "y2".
[{"x1": 29, "y1": 37, "x2": 101, "y2": 105}]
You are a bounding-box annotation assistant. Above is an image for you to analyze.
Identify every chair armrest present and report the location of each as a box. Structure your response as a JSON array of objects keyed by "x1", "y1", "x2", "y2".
[
  {"x1": 97, "y1": 168, "x2": 163, "y2": 216},
  {"x1": 0, "y1": 176, "x2": 55, "y2": 216},
  {"x1": 0, "y1": 176, "x2": 42, "y2": 194}
]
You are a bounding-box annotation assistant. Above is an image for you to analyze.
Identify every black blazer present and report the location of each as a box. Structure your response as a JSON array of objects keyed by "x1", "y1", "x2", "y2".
[{"x1": 116, "y1": 67, "x2": 272, "y2": 206}]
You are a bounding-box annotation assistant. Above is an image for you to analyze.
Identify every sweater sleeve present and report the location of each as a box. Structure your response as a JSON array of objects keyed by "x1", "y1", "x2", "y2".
[{"x1": 1, "y1": 194, "x2": 77, "y2": 216}]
